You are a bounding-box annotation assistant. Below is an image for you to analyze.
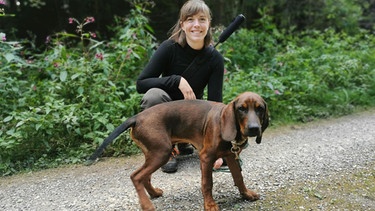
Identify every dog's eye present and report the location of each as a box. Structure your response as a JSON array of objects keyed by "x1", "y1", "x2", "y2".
[
  {"x1": 238, "y1": 106, "x2": 247, "y2": 113},
  {"x1": 255, "y1": 106, "x2": 264, "y2": 113}
]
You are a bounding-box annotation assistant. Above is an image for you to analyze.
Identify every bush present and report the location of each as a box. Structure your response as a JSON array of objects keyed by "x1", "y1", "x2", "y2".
[
  {"x1": 1, "y1": 2, "x2": 375, "y2": 175},
  {"x1": 220, "y1": 27, "x2": 375, "y2": 123},
  {"x1": 0, "y1": 2, "x2": 155, "y2": 175}
]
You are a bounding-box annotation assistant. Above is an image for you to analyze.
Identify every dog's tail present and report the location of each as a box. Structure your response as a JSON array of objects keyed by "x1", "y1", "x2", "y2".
[{"x1": 84, "y1": 117, "x2": 136, "y2": 166}]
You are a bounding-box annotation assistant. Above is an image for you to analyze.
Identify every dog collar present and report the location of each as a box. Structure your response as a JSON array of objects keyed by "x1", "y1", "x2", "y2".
[{"x1": 231, "y1": 138, "x2": 247, "y2": 160}]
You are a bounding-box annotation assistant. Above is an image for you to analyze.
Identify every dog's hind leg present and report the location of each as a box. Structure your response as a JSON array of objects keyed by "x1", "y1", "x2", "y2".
[
  {"x1": 130, "y1": 143, "x2": 171, "y2": 210},
  {"x1": 130, "y1": 166, "x2": 156, "y2": 211},
  {"x1": 142, "y1": 150, "x2": 171, "y2": 198},
  {"x1": 143, "y1": 174, "x2": 163, "y2": 198}
]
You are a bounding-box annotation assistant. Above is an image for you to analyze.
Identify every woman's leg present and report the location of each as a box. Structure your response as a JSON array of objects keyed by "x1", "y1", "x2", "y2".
[{"x1": 140, "y1": 88, "x2": 172, "y2": 110}]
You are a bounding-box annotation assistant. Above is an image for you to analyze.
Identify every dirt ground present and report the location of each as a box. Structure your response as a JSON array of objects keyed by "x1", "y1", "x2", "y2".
[{"x1": 1, "y1": 110, "x2": 374, "y2": 210}]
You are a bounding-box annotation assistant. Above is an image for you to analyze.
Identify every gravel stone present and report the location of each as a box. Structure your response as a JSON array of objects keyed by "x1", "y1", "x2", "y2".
[{"x1": 0, "y1": 110, "x2": 374, "y2": 210}]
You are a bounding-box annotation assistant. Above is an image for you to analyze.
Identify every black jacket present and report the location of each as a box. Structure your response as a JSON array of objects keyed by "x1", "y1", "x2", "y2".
[{"x1": 136, "y1": 39, "x2": 224, "y2": 102}]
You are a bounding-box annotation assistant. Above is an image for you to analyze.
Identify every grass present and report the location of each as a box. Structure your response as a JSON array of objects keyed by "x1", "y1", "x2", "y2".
[{"x1": 253, "y1": 162, "x2": 375, "y2": 210}]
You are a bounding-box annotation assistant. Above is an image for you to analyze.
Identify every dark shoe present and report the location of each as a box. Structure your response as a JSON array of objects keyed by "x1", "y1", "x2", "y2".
[
  {"x1": 161, "y1": 156, "x2": 178, "y2": 173},
  {"x1": 222, "y1": 158, "x2": 227, "y2": 166},
  {"x1": 178, "y1": 143, "x2": 194, "y2": 155}
]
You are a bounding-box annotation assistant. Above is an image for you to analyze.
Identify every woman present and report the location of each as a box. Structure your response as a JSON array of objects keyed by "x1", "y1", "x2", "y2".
[{"x1": 136, "y1": 0, "x2": 224, "y2": 173}]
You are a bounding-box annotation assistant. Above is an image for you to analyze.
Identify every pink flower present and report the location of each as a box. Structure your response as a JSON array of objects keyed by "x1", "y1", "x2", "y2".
[
  {"x1": 85, "y1": 17, "x2": 95, "y2": 23},
  {"x1": 0, "y1": 0, "x2": 5, "y2": 5},
  {"x1": 95, "y1": 53, "x2": 103, "y2": 60},
  {"x1": 126, "y1": 48, "x2": 133, "y2": 59},
  {"x1": 274, "y1": 90, "x2": 281, "y2": 95},
  {"x1": 89, "y1": 32, "x2": 96, "y2": 38},
  {"x1": 68, "y1": 18, "x2": 74, "y2": 24},
  {"x1": 53, "y1": 62, "x2": 59, "y2": 67},
  {"x1": 45, "y1": 36, "x2": 51, "y2": 44},
  {"x1": 0, "y1": 32, "x2": 6, "y2": 41}
]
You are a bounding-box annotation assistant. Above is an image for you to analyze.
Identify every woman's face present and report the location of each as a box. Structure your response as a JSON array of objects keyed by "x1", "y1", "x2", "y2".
[{"x1": 181, "y1": 12, "x2": 210, "y2": 49}]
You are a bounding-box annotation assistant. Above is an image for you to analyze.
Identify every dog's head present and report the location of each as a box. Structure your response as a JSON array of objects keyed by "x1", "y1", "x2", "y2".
[{"x1": 221, "y1": 92, "x2": 269, "y2": 144}]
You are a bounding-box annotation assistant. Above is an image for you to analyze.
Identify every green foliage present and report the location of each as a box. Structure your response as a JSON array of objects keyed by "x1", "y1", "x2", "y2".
[
  {"x1": 220, "y1": 25, "x2": 375, "y2": 124},
  {"x1": 251, "y1": 0, "x2": 365, "y2": 35},
  {"x1": 0, "y1": 1, "x2": 154, "y2": 176},
  {"x1": 1, "y1": 1, "x2": 375, "y2": 176}
]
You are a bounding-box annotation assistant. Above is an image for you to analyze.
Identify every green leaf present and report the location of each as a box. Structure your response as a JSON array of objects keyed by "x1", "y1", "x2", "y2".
[
  {"x1": 4, "y1": 53, "x2": 15, "y2": 63},
  {"x1": 16, "y1": 121, "x2": 24, "y2": 128},
  {"x1": 314, "y1": 192, "x2": 324, "y2": 200},
  {"x1": 35, "y1": 124, "x2": 42, "y2": 131},
  {"x1": 77, "y1": 87, "x2": 84, "y2": 95},
  {"x1": 3, "y1": 116, "x2": 13, "y2": 122},
  {"x1": 60, "y1": 71, "x2": 68, "y2": 82},
  {"x1": 106, "y1": 123, "x2": 114, "y2": 131},
  {"x1": 71, "y1": 73, "x2": 80, "y2": 80}
]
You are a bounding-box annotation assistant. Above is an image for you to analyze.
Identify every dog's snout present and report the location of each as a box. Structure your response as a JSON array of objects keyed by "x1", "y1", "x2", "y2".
[{"x1": 247, "y1": 125, "x2": 260, "y2": 136}]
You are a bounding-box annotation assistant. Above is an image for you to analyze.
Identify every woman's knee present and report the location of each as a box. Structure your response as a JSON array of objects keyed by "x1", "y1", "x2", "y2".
[{"x1": 140, "y1": 88, "x2": 172, "y2": 110}]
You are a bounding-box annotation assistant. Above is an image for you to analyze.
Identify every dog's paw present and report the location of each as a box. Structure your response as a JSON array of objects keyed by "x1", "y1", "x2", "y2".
[
  {"x1": 149, "y1": 188, "x2": 163, "y2": 198},
  {"x1": 241, "y1": 189, "x2": 260, "y2": 201},
  {"x1": 204, "y1": 201, "x2": 219, "y2": 211},
  {"x1": 140, "y1": 203, "x2": 156, "y2": 211}
]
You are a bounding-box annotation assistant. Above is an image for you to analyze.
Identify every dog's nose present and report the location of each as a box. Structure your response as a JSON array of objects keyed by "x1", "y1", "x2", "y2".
[{"x1": 247, "y1": 125, "x2": 260, "y2": 136}]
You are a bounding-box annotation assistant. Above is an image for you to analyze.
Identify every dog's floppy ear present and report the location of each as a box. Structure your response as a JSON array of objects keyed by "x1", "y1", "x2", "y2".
[
  {"x1": 221, "y1": 101, "x2": 237, "y2": 141},
  {"x1": 262, "y1": 100, "x2": 269, "y2": 132},
  {"x1": 255, "y1": 100, "x2": 270, "y2": 144}
]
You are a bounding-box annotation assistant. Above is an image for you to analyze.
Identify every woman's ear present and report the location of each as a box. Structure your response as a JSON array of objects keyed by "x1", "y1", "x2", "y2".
[{"x1": 180, "y1": 21, "x2": 185, "y2": 31}]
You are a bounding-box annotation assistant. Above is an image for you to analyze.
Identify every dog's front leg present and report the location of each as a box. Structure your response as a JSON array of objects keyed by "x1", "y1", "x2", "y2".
[
  {"x1": 226, "y1": 155, "x2": 260, "y2": 201},
  {"x1": 200, "y1": 152, "x2": 219, "y2": 211}
]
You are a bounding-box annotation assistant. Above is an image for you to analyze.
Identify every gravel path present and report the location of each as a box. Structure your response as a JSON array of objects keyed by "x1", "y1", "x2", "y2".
[{"x1": 1, "y1": 110, "x2": 374, "y2": 211}]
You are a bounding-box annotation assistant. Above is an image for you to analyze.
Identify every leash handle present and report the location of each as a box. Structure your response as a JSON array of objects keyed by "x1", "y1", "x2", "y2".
[{"x1": 214, "y1": 14, "x2": 246, "y2": 48}]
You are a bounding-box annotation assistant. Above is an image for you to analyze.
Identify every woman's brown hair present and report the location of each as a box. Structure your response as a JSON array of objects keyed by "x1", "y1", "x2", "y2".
[{"x1": 169, "y1": 0, "x2": 213, "y2": 48}]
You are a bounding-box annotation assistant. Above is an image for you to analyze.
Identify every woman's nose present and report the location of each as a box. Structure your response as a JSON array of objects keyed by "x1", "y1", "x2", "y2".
[{"x1": 192, "y1": 19, "x2": 200, "y2": 26}]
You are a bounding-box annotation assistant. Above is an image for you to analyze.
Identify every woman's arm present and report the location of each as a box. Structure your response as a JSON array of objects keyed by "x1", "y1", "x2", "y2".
[
  {"x1": 136, "y1": 40, "x2": 181, "y2": 94},
  {"x1": 207, "y1": 51, "x2": 224, "y2": 102}
]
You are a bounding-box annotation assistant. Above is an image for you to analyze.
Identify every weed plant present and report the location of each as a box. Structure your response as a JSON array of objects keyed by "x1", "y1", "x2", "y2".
[
  {"x1": 1, "y1": 2, "x2": 375, "y2": 175},
  {"x1": 219, "y1": 23, "x2": 375, "y2": 123}
]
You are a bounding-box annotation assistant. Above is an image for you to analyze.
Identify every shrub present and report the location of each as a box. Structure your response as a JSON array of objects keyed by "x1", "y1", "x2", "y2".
[
  {"x1": 1, "y1": 2, "x2": 375, "y2": 175},
  {"x1": 220, "y1": 28, "x2": 375, "y2": 123},
  {"x1": 0, "y1": 1, "x2": 155, "y2": 175}
]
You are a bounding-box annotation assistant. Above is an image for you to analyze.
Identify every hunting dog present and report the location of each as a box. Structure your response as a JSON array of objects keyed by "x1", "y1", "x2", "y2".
[{"x1": 86, "y1": 91, "x2": 269, "y2": 211}]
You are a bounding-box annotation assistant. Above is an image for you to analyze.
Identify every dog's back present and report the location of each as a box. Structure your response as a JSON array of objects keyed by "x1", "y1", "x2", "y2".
[{"x1": 131, "y1": 100, "x2": 225, "y2": 150}]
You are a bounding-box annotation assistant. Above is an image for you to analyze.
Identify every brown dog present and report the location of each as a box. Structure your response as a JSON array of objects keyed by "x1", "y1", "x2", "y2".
[{"x1": 86, "y1": 92, "x2": 269, "y2": 211}]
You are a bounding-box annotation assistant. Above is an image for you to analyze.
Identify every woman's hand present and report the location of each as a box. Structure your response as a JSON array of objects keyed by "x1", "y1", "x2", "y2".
[{"x1": 179, "y1": 77, "x2": 196, "y2": 100}]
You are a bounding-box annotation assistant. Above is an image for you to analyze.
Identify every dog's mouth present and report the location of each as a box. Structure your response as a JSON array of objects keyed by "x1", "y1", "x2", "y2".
[
  {"x1": 244, "y1": 126, "x2": 262, "y2": 144},
  {"x1": 245, "y1": 126, "x2": 261, "y2": 137}
]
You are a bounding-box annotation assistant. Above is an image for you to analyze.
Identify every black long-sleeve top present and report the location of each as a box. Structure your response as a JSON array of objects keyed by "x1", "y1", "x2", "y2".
[{"x1": 136, "y1": 39, "x2": 224, "y2": 102}]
